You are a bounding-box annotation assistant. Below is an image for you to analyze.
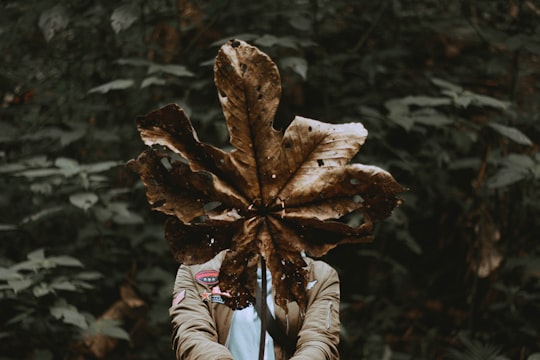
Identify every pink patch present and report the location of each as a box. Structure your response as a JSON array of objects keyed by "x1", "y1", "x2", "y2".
[
  {"x1": 211, "y1": 286, "x2": 231, "y2": 298},
  {"x1": 172, "y1": 289, "x2": 186, "y2": 307}
]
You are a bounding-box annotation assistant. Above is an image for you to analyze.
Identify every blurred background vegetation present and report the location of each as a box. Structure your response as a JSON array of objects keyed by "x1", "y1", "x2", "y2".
[{"x1": 0, "y1": 0, "x2": 539, "y2": 359}]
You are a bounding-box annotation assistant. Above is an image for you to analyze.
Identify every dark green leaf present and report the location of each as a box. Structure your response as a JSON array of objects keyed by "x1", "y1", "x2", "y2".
[
  {"x1": 19, "y1": 207, "x2": 65, "y2": 225},
  {"x1": 141, "y1": 76, "x2": 167, "y2": 88},
  {"x1": 49, "y1": 256, "x2": 84, "y2": 267},
  {"x1": 16, "y1": 168, "x2": 62, "y2": 178},
  {"x1": 110, "y1": 4, "x2": 139, "y2": 34},
  {"x1": 449, "y1": 158, "x2": 482, "y2": 170},
  {"x1": 0, "y1": 223, "x2": 17, "y2": 231},
  {"x1": 467, "y1": 93, "x2": 510, "y2": 110},
  {"x1": 431, "y1": 77, "x2": 462, "y2": 92},
  {"x1": 502, "y1": 154, "x2": 535, "y2": 169},
  {"x1": 82, "y1": 161, "x2": 122, "y2": 173},
  {"x1": 0, "y1": 268, "x2": 22, "y2": 281},
  {"x1": 280, "y1": 57, "x2": 308, "y2": 80},
  {"x1": 147, "y1": 64, "x2": 194, "y2": 77},
  {"x1": 75, "y1": 272, "x2": 103, "y2": 280},
  {"x1": 488, "y1": 123, "x2": 533, "y2": 146},
  {"x1": 411, "y1": 108, "x2": 454, "y2": 127},
  {"x1": 87, "y1": 319, "x2": 130, "y2": 340},
  {"x1": 50, "y1": 302, "x2": 88, "y2": 329},
  {"x1": 33, "y1": 283, "x2": 53, "y2": 297},
  {"x1": 21, "y1": 127, "x2": 86, "y2": 146},
  {"x1": 116, "y1": 58, "x2": 152, "y2": 67},
  {"x1": 50, "y1": 279, "x2": 78, "y2": 291},
  {"x1": 487, "y1": 168, "x2": 528, "y2": 188},
  {"x1": 94, "y1": 202, "x2": 144, "y2": 225},
  {"x1": 69, "y1": 192, "x2": 99, "y2": 211},
  {"x1": 38, "y1": 5, "x2": 69, "y2": 42},
  {"x1": 399, "y1": 95, "x2": 451, "y2": 107},
  {"x1": 88, "y1": 79, "x2": 135, "y2": 94},
  {"x1": 7, "y1": 279, "x2": 33, "y2": 293},
  {"x1": 27, "y1": 249, "x2": 45, "y2": 261}
]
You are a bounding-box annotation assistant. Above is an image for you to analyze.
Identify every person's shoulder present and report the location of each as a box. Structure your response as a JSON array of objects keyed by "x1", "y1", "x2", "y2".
[{"x1": 305, "y1": 256, "x2": 338, "y2": 280}]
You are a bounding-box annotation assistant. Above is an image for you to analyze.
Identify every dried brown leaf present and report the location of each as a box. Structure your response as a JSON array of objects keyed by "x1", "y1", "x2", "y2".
[
  {"x1": 82, "y1": 284, "x2": 145, "y2": 358},
  {"x1": 473, "y1": 212, "x2": 503, "y2": 278},
  {"x1": 129, "y1": 39, "x2": 405, "y2": 310}
]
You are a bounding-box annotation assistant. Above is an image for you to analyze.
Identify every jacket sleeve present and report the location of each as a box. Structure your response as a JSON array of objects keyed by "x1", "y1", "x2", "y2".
[
  {"x1": 169, "y1": 265, "x2": 234, "y2": 360},
  {"x1": 290, "y1": 263, "x2": 340, "y2": 360}
]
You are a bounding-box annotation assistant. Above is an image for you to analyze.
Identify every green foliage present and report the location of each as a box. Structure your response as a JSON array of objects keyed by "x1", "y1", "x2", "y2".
[
  {"x1": 0, "y1": 249, "x2": 100, "y2": 354},
  {"x1": 1, "y1": 0, "x2": 539, "y2": 358},
  {"x1": 445, "y1": 333, "x2": 509, "y2": 360},
  {"x1": 86, "y1": 319, "x2": 131, "y2": 341}
]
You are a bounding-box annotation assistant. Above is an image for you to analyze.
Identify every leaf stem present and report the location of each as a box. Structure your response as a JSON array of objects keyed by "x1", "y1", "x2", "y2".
[{"x1": 258, "y1": 256, "x2": 267, "y2": 360}]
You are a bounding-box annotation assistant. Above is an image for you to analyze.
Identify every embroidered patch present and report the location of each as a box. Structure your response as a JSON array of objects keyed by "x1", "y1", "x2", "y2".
[
  {"x1": 195, "y1": 270, "x2": 219, "y2": 287},
  {"x1": 211, "y1": 286, "x2": 231, "y2": 298},
  {"x1": 201, "y1": 290, "x2": 212, "y2": 301},
  {"x1": 211, "y1": 295, "x2": 225, "y2": 304},
  {"x1": 201, "y1": 286, "x2": 232, "y2": 303},
  {"x1": 172, "y1": 289, "x2": 186, "y2": 307}
]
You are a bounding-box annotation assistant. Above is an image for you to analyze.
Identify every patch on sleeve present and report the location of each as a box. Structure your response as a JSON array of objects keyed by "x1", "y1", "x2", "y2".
[
  {"x1": 172, "y1": 289, "x2": 186, "y2": 307},
  {"x1": 201, "y1": 286, "x2": 231, "y2": 304},
  {"x1": 195, "y1": 270, "x2": 219, "y2": 287},
  {"x1": 201, "y1": 290, "x2": 211, "y2": 302},
  {"x1": 212, "y1": 286, "x2": 231, "y2": 298}
]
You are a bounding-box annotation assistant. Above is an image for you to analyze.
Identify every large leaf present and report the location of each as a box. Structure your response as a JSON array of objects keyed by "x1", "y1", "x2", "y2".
[
  {"x1": 50, "y1": 301, "x2": 88, "y2": 329},
  {"x1": 87, "y1": 319, "x2": 130, "y2": 341},
  {"x1": 110, "y1": 4, "x2": 138, "y2": 34},
  {"x1": 488, "y1": 123, "x2": 533, "y2": 146},
  {"x1": 128, "y1": 39, "x2": 405, "y2": 310},
  {"x1": 88, "y1": 79, "x2": 134, "y2": 94},
  {"x1": 38, "y1": 5, "x2": 69, "y2": 42}
]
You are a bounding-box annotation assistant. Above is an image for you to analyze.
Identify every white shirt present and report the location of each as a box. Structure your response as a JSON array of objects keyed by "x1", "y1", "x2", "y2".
[{"x1": 226, "y1": 268, "x2": 275, "y2": 360}]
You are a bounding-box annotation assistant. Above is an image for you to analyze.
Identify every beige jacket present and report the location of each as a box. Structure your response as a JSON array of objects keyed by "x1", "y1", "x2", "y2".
[{"x1": 169, "y1": 251, "x2": 340, "y2": 359}]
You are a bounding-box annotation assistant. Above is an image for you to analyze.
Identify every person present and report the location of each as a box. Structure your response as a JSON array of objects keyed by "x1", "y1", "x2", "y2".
[{"x1": 169, "y1": 250, "x2": 340, "y2": 359}]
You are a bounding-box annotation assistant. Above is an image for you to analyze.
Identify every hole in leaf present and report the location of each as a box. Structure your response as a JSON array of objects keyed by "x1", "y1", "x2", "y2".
[
  {"x1": 240, "y1": 63, "x2": 247, "y2": 75},
  {"x1": 219, "y1": 90, "x2": 227, "y2": 98},
  {"x1": 342, "y1": 212, "x2": 365, "y2": 227},
  {"x1": 350, "y1": 178, "x2": 360, "y2": 185},
  {"x1": 308, "y1": 126, "x2": 312, "y2": 132},
  {"x1": 204, "y1": 201, "x2": 222, "y2": 213},
  {"x1": 160, "y1": 157, "x2": 172, "y2": 170},
  {"x1": 284, "y1": 142, "x2": 291, "y2": 149},
  {"x1": 153, "y1": 199, "x2": 166, "y2": 208},
  {"x1": 317, "y1": 159, "x2": 324, "y2": 167},
  {"x1": 231, "y1": 40, "x2": 240, "y2": 48},
  {"x1": 353, "y1": 194, "x2": 364, "y2": 203},
  {"x1": 192, "y1": 215, "x2": 209, "y2": 223},
  {"x1": 169, "y1": 152, "x2": 188, "y2": 164}
]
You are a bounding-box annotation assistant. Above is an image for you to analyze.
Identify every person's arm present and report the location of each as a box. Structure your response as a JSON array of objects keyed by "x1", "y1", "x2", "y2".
[
  {"x1": 290, "y1": 263, "x2": 340, "y2": 360},
  {"x1": 169, "y1": 265, "x2": 234, "y2": 360}
]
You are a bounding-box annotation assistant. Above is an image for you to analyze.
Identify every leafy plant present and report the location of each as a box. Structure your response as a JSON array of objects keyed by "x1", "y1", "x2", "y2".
[
  {"x1": 0, "y1": 0, "x2": 538, "y2": 358},
  {"x1": 0, "y1": 249, "x2": 102, "y2": 354},
  {"x1": 445, "y1": 334, "x2": 509, "y2": 360}
]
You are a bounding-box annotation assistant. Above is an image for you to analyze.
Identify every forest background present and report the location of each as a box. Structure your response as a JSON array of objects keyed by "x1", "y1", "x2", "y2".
[{"x1": 0, "y1": 0, "x2": 539, "y2": 359}]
